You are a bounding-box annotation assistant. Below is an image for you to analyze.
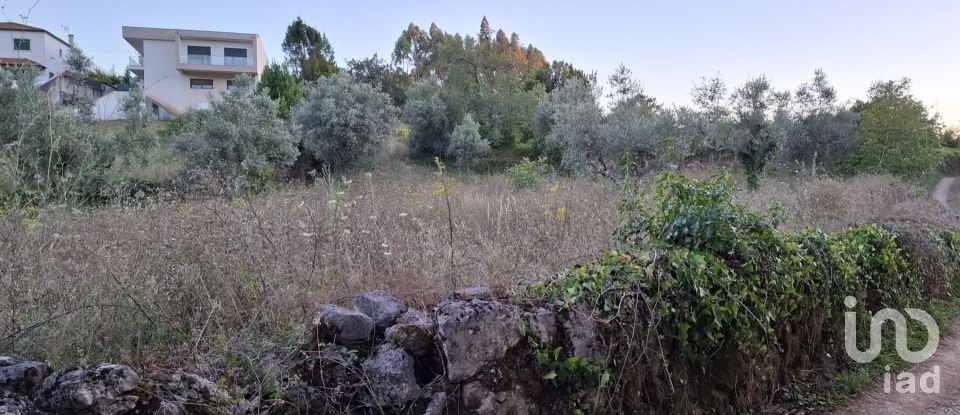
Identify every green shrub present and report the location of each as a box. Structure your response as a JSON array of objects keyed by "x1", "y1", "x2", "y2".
[{"x1": 507, "y1": 157, "x2": 550, "y2": 189}]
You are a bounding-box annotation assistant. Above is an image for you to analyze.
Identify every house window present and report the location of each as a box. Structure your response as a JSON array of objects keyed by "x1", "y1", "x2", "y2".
[
  {"x1": 190, "y1": 79, "x2": 213, "y2": 89},
  {"x1": 13, "y1": 39, "x2": 30, "y2": 51},
  {"x1": 186, "y1": 46, "x2": 211, "y2": 65},
  {"x1": 226, "y1": 80, "x2": 237, "y2": 91},
  {"x1": 224, "y1": 48, "x2": 248, "y2": 66}
]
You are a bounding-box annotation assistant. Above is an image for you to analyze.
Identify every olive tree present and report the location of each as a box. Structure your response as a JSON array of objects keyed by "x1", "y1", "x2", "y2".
[
  {"x1": 730, "y1": 76, "x2": 780, "y2": 189},
  {"x1": 402, "y1": 81, "x2": 451, "y2": 158},
  {"x1": 446, "y1": 113, "x2": 490, "y2": 168},
  {"x1": 534, "y1": 79, "x2": 605, "y2": 174},
  {"x1": 174, "y1": 75, "x2": 298, "y2": 195},
  {"x1": 294, "y1": 73, "x2": 399, "y2": 170},
  {"x1": 115, "y1": 85, "x2": 160, "y2": 166},
  {"x1": 782, "y1": 69, "x2": 859, "y2": 175}
]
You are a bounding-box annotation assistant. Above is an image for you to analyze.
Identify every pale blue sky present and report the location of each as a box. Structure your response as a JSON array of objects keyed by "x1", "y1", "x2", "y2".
[{"x1": 3, "y1": 0, "x2": 958, "y2": 126}]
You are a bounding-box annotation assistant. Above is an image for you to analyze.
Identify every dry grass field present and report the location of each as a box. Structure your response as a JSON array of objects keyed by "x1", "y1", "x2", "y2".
[{"x1": 1, "y1": 153, "x2": 955, "y2": 373}]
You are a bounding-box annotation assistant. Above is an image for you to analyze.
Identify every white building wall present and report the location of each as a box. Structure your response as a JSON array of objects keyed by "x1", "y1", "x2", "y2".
[
  {"x1": 142, "y1": 39, "x2": 213, "y2": 113},
  {"x1": 94, "y1": 91, "x2": 128, "y2": 121},
  {"x1": 0, "y1": 30, "x2": 70, "y2": 84}
]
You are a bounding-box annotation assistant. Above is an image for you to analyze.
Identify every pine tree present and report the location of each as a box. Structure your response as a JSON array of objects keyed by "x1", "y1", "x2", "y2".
[
  {"x1": 282, "y1": 17, "x2": 337, "y2": 81},
  {"x1": 479, "y1": 16, "x2": 492, "y2": 43}
]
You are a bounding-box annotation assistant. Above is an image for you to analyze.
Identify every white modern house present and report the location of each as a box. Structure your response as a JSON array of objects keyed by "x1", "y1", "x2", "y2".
[
  {"x1": 0, "y1": 21, "x2": 72, "y2": 80},
  {"x1": 123, "y1": 26, "x2": 268, "y2": 119}
]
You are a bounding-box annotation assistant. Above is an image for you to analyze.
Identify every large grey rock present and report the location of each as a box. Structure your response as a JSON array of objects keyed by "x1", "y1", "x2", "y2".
[
  {"x1": 362, "y1": 344, "x2": 420, "y2": 406},
  {"x1": 385, "y1": 309, "x2": 435, "y2": 357},
  {"x1": 436, "y1": 300, "x2": 525, "y2": 383},
  {"x1": 524, "y1": 308, "x2": 556, "y2": 346},
  {"x1": 314, "y1": 304, "x2": 374, "y2": 345},
  {"x1": 0, "y1": 391, "x2": 30, "y2": 415},
  {"x1": 37, "y1": 364, "x2": 140, "y2": 415},
  {"x1": 0, "y1": 356, "x2": 49, "y2": 395},
  {"x1": 462, "y1": 382, "x2": 534, "y2": 415},
  {"x1": 563, "y1": 305, "x2": 602, "y2": 361},
  {"x1": 138, "y1": 370, "x2": 241, "y2": 415},
  {"x1": 354, "y1": 290, "x2": 407, "y2": 330},
  {"x1": 423, "y1": 391, "x2": 447, "y2": 415}
]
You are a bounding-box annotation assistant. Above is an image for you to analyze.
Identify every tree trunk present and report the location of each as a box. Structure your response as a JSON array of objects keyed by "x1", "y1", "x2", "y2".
[{"x1": 811, "y1": 150, "x2": 818, "y2": 177}]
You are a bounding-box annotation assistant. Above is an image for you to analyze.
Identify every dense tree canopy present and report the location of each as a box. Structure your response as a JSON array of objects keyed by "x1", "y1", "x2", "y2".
[
  {"x1": 394, "y1": 17, "x2": 590, "y2": 158},
  {"x1": 257, "y1": 62, "x2": 303, "y2": 118},
  {"x1": 846, "y1": 78, "x2": 942, "y2": 179},
  {"x1": 347, "y1": 54, "x2": 412, "y2": 107}
]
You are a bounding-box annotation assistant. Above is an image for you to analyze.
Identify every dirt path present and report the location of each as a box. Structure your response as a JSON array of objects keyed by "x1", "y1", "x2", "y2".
[
  {"x1": 933, "y1": 177, "x2": 955, "y2": 208},
  {"x1": 837, "y1": 319, "x2": 960, "y2": 414},
  {"x1": 837, "y1": 179, "x2": 960, "y2": 414}
]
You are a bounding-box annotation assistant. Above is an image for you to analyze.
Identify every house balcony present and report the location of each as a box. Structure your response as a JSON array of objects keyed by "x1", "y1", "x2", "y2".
[
  {"x1": 127, "y1": 55, "x2": 144, "y2": 77},
  {"x1": 176, "y1": 54, "x2": 257, "y2": 76}
]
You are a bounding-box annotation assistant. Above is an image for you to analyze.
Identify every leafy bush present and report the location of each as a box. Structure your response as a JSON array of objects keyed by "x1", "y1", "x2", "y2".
[
  {"x1": 446, "y1": 114, "x2": 490, "y2": 168},
  {"x1": 114, "y1": 85, "x2": 160, "y2": 166},
  {"x1": 506, "y1": 157, "x2": 550, "y2": 189},
  {"x1": 0, "y1": 65, "x2": 113, "y2": 206},
  {"x1": 845, "y1": 78, "x2": 942, "y2": 180},
  {"x1": 529, "y1": 173, "x2": 949, "y2": 412},
  {"x1": 257, "y1": 62, "x2": 303, "y2": 119},
  {"x1": 533, "y1": 79, "x2": 604, "y2": 173},
  {"x1": 174, "y1": 75, "x2": 298, "y2": 196},
  {"x1": 294, "y1": 73, "x2": 398, "y2": 171}
]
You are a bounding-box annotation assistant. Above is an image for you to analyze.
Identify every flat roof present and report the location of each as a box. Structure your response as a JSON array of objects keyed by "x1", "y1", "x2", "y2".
[{"x1": 122, "y1": 26, "x2": 258, "y2": 54}]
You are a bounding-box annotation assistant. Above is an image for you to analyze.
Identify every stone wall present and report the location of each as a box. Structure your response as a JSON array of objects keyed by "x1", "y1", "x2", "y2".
[{"x1": 1, "y1": 286, "x2": 608, "y2": 414}]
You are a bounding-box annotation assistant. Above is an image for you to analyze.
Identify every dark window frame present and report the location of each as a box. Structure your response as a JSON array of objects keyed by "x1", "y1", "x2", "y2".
[
  {"x1": 13, "y1": 38, "x2": 30, "y2": 51},
  {"x1": 186, "y1": 46, "x2": 212, "y2": 65},
  {"x1": 190, "y1": 79, "x2": 214, "y2": 90},
  {"x1": 186, "y1": 46, "x2": 211, "y2": 55},
  {"x1": 224, "y1": 48, "x2": 248, "y2": 66},
  {"x1": 224, "y1": 48, "x2": 247, "y2": 57}
]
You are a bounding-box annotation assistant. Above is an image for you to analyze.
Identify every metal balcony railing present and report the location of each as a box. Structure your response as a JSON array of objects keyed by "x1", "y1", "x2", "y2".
[{"x1": 181, "y1": 54, "x2": 251, "y2": 67}]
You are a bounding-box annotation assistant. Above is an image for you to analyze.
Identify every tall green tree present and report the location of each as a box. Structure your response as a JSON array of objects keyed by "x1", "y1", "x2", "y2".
[
  {"x1": 282, "y1": 17, "x2": 337, "y2": 81},
  {"x1": 847, "y1": 78, "x2": 942, "y2": 179},
  {"x1": 256, "y1": 62, "x2": 303, "y2": 118}
]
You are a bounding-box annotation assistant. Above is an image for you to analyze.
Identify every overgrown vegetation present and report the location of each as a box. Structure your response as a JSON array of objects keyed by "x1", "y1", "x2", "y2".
[
  {"x1": 173, "y1": 75, "x2": 298, "y2": 196},
  {"x1": 529, "y1": 174, "x2": 960, "y2": 412}
]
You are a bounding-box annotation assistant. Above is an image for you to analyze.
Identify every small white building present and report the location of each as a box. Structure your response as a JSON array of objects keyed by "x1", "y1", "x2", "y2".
[
  {"x1": 0, "y1": 21, "x2": 72, "y2": 82},
  {"x1": 122, "y1": 26, "x2": 268, "y2": 119}
]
